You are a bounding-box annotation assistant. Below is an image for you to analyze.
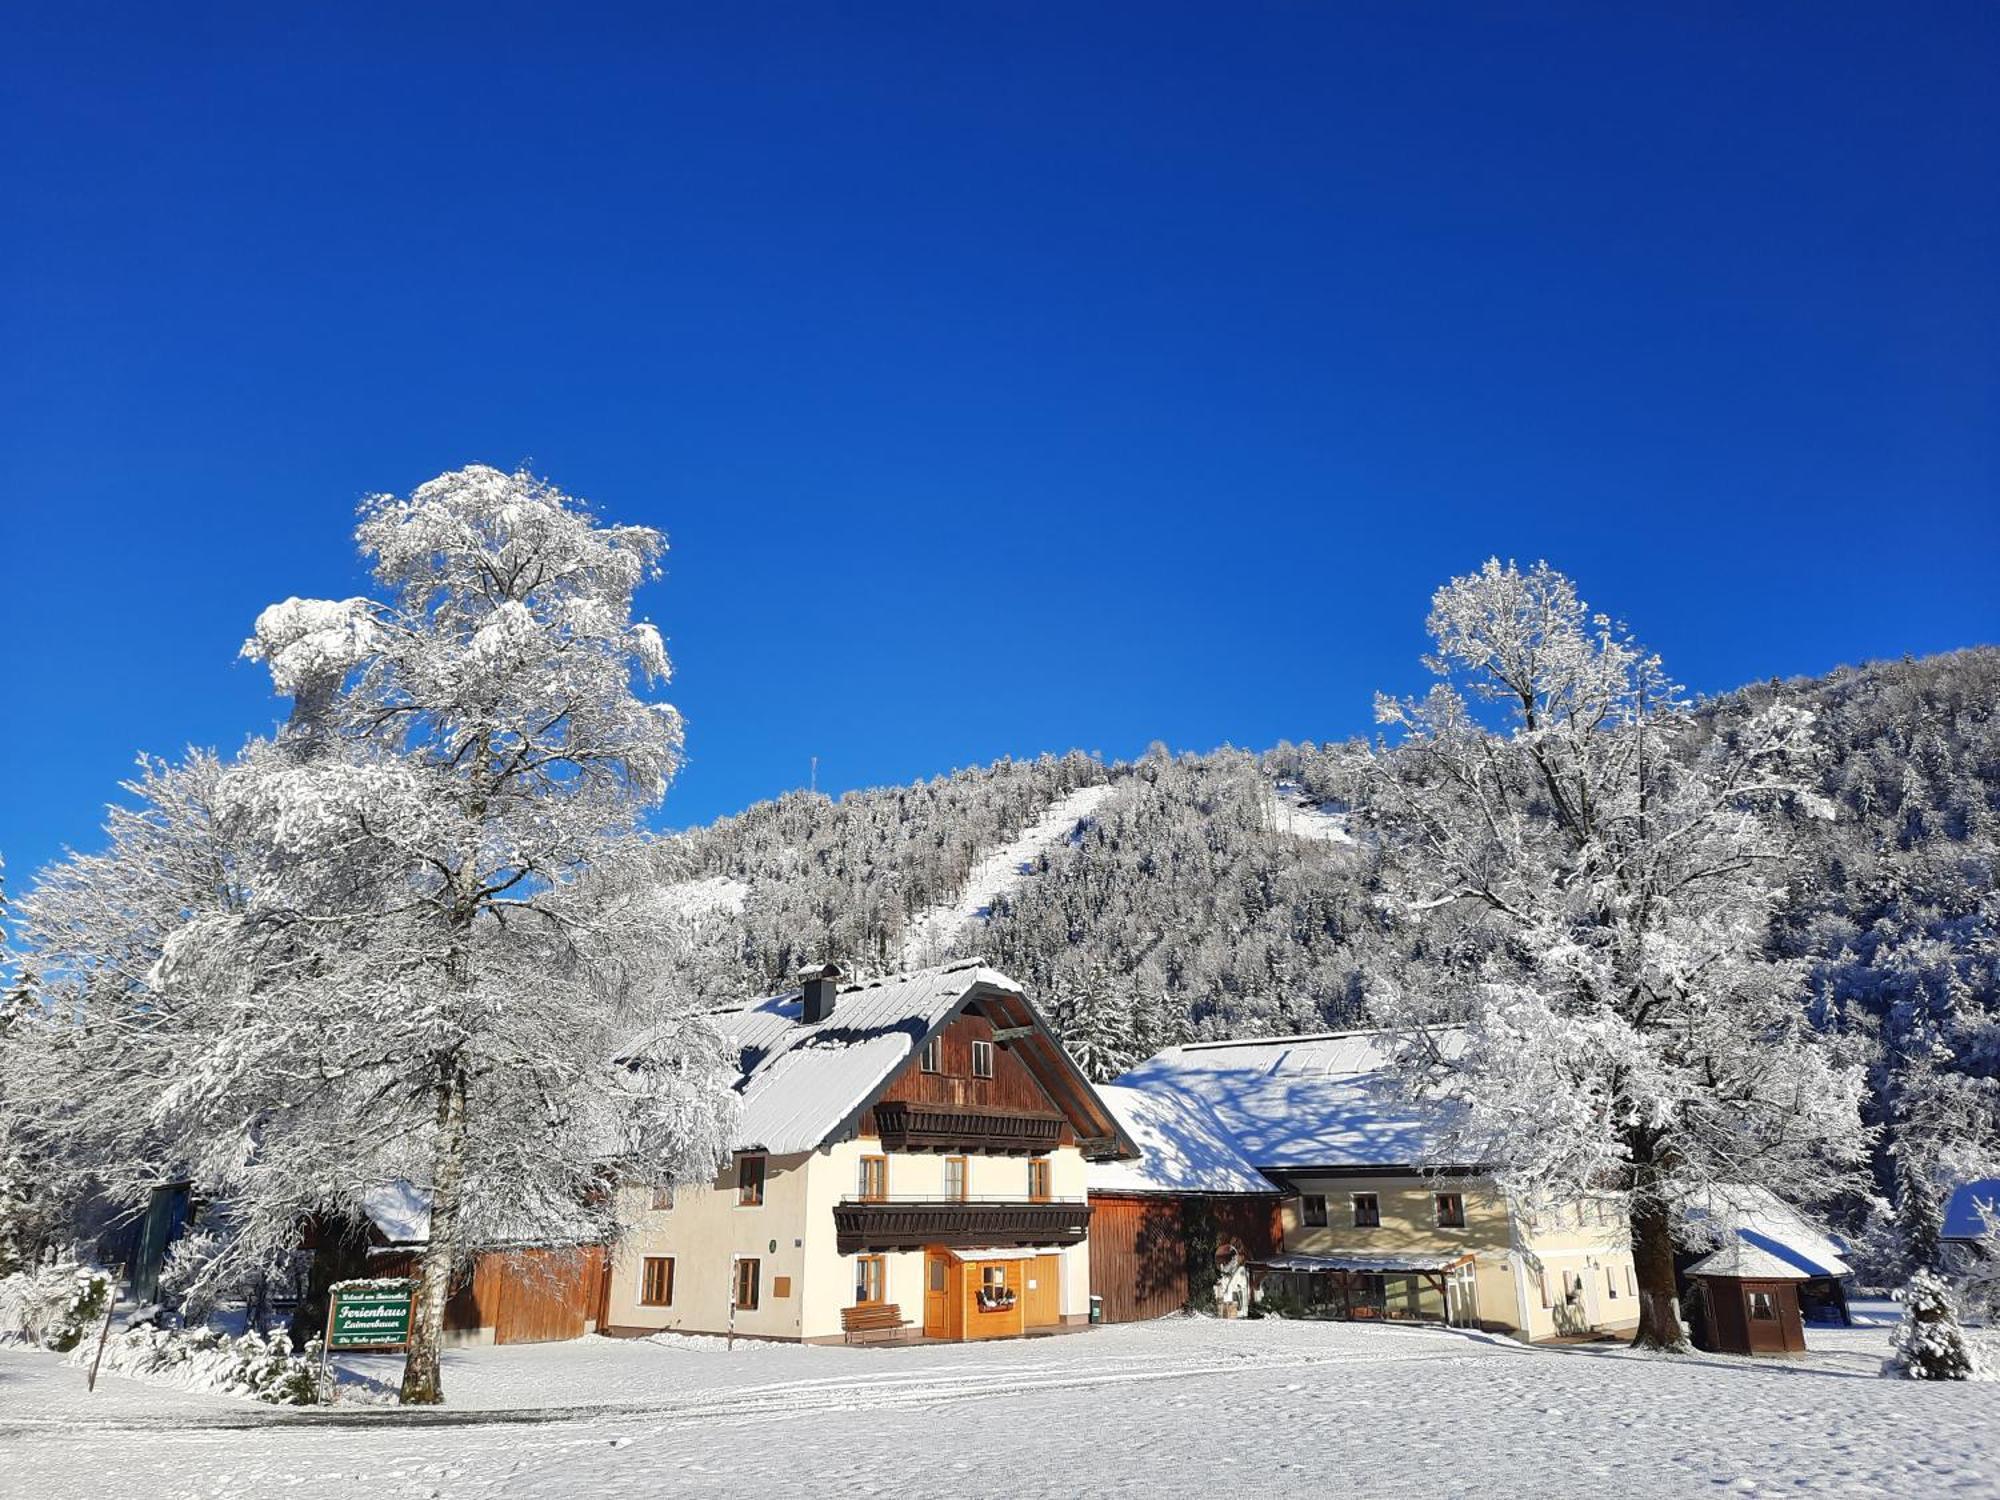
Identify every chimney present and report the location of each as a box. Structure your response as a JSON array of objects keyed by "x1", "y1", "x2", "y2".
[{"x1": 799, "y1": 962, "x2": 843, "y2": 1025}]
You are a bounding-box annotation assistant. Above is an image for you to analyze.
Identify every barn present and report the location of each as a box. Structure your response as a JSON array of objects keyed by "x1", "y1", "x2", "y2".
[{"x1": 1087, "y1": 1084, "x2": 1283, "y2": 1322}]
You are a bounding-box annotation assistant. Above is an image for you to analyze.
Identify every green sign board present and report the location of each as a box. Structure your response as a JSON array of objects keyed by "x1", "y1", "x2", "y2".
[{"x1": 328, "y1": 1282, "x2": 415, "y2": 1350}]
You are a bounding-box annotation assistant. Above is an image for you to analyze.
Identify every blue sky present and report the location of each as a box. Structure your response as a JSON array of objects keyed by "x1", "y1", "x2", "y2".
[{"x1": 2, "y1": 3, "x2": 1995, "y2": 883}]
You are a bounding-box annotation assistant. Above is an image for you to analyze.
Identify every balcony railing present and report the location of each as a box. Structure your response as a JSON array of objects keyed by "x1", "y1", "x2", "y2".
[
  {"x1": 871, "y1": 1101, "x2": 1064, "y2": 1155},
  {"x1": 833, "y1": 1196, "x2": 1092, "y2": 1255}
]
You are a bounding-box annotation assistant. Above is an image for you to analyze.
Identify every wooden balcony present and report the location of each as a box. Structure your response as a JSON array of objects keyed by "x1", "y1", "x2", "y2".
[
  {"x1": 833, "y1": 1197, "x2": 1092, "y2": 1255},
  {"x1": 871, "y1": 1101, "x2": 1064, "y2": 1156}
]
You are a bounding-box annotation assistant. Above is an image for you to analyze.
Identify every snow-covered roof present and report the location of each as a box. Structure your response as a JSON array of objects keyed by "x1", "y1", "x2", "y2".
[
  {"x1": 1087, "y1": 1084, "x2": 1278, "y2": 1197},
  {"x1": 716, "y1": 959, "x2": 1094, "y2": 1157},
  {"x1": 1682, "y1": 1185, "x2": 1851, "y2": 1279},
  {"x1": 1112, "y1": 1028, "x2": 1468, "y2": 1172},
  {"x1": 361, "y1": 1180, "x2": 431, "y2": 1245},
  {"x1": 1684, "y1": 1240, "x2": 1811, "y2": 1281},
  {"x1": 1943, "y1": 1178, "x2": 2000, "y2": 1242}
]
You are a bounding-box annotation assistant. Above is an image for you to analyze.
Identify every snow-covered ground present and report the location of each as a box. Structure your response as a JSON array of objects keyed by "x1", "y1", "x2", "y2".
[
  {"x1": 4, "y1": 1305, "x2": 1995, "y2": 1498},
  {"x1": 658, "y1": 875, "x2": 749, "y2": 920},
  {"x1": 1268, "y1": 778, "x2": 1355, "y2": 844},
  {"x1": 899, "y1": 783, "x2": 1117, "y2": 967}
]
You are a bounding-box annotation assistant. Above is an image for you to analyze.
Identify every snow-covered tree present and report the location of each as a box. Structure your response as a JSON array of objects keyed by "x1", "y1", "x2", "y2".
[
  {"x1": 12, "y1": 468, "x2": 739, "y2": 1404},
  {"x1": 1367, "y1": 560, "x2": 1871, "y2": 1351},
  {"x1": 1050, "y1": 961, "x2": 1137, "y2": 1082},
  {"x1": 1884, "y1": 1269, "x2": 1985, "y2": 1381},
  {"x1": 1893, "y1": 1141, "x2": 1946, "y2": 1277}
]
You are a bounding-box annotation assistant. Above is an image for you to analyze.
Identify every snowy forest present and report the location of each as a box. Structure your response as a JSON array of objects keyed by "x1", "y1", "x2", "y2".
[
  {"x1": 0, "y1": 467, "x2": 1991, "y2": 1379},
  {"x1": 652, "y1": 645, "x2": 1999, "y2": 1264}
]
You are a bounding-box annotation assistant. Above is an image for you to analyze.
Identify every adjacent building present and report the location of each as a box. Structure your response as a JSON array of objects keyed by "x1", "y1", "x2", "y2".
[
  {"x1": 602, "y1": 960, "x2": 1135, "y2": 1343},
  {"x1": 1105, "y1": 1029, "x2": 1641, "y2": 1342}
]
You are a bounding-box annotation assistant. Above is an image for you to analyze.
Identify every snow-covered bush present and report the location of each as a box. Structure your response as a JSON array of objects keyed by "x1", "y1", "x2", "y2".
[
  {"x1": 1883, "y1": 1270, "x2": 1989, "y2": 1381},
  {"x1": 0, "y1": 1251, "x2": 113, "y2": 1352},
  {"x1": 72, "y1": 1319, "x2": 329, "y2": 1405}
]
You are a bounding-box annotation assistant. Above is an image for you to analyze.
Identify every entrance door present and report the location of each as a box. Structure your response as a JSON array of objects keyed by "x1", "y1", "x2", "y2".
[
  {"x1": 924, "y1": 1252, "x2": 952, "y2": 1338},
  {"x1": 1024, "y1": 1254, "x2": 1062, "y2": 1328},
  {"x1": 1742, "y1": 1283, "x2": 1790, "y2": 1353}
]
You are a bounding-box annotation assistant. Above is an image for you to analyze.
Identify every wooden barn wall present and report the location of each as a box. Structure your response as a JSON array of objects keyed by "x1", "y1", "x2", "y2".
[
  {"x1": 366, "y1": 1246, "x2": 606, "y2": 1344},
  {"x1": 1088, "y1": 1195, "x2": 1282, "y2": 1324}
]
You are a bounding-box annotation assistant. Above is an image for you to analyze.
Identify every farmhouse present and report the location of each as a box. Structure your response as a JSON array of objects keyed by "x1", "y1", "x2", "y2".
[
  {"x1": 602, "y1": 959, "x2": 1136, "y2": 1343},
  {"x1": 1102, "y1": 1030, "x2": 1641, "y2": 1341}
]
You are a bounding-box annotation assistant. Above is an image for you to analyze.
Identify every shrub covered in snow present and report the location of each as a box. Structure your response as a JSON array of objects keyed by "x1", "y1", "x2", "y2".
[
  {"x1": 1883, "y1": 1270, "x2": 1989, "y2": 1381},
  {"x1": 71, "y1": 1318, "x2": 330, "y2": 1405},
  {"x1": 0, "y1": 1251, "x2": 113, "y2": 1352}
]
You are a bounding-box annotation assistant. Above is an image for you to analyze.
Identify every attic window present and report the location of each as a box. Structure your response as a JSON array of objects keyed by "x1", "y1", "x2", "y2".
[
  {"x1": 1302, "y1": 1194, "x2": 1328, "y2": 1228},
  {"x1": 921, "y1": 1037, "x2": 942, "y2": 1074},
  {"x1": 971, "y1": 1041, "x2": 994, "y2": 1079},
  {"x1": 738, "y1": 1155, "x2": 766, "y2": 1207},
  {"x1": 1434, "y1": 1193, "x2": 1465, "y2": 1229}
]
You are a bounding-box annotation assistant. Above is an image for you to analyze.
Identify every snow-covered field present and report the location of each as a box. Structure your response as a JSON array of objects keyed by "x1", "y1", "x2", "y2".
[
  {"x1": 3, "y1": 1307, "x2": 1994, "y2": 1499},
  {"x1": 899, "y1": 783, "x2": 1117, "y2": 967}
]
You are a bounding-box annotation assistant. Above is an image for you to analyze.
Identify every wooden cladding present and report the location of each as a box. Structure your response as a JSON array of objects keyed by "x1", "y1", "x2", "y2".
[
  {"x1": 872, "y1": 1101, "x2": 1063, "y2": 1155},
  {"x1": 1088, "y1": 1195, "x2": 1283, "y2": 1325},
  {"x1": 876, "y1": 1007, "x2": 1071, "y2": 1128},
  {"x1": 833, "y1": 1199, "x2": 1091, "y2": 1255}
]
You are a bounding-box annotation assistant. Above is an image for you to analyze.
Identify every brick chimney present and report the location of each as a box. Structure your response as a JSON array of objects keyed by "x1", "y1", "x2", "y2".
[{"x1": 799, "y1": 962, "x2": 843, "y2": 1025}]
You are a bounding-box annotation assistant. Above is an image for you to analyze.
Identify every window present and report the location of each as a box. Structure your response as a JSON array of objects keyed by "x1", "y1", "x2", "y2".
[
  {"x1": 1351, "y1": 1193, "x2": 1380, "y2": 1228},
  {"x1": 1434, "y1": 1193, "x2": 1466, "y2": 1229},
  {"x1": 945, "y1": 1156, "x2": 968, "y2": 1202},
  {"x1": 1748, "y1": 1289, "x2": 1778, "y2": 1322},
  {"x1": 859, "y1": 1155, "x2": 887, "y2": 1202},
  {"x1": 640, "y1": 1256, "x2": 674, "y2": 1307},
  {"x1": 929, "y1": 1257, "x2": 949, "y2": 1294},
  {"x1": 921, "y1": 1037, "x2": 942, "y2": 1074},
  {"x1": 971, "y1": 1040, "x2": 994, "y2": 1079},
  {"x1": 737, "y1": 1155, "x2": 766, "y2": 1207},
  {"x1": 734, "y1": 1257, "x2": 760, "y2": 1312},
  {"x1": 1301, "y1": 1194, "x2": 1328, "y2": 1228},
  {"x1": 854, "y1": 1255, "x2": 886, "y2": 1305},
  {"x1": 1606, "y1": 1267, "x2": 1619, "y2": 1299},
  {"x1": 1027, "y1": 1159, "x2": 1051, "y2": 1203},
  {"x1": 1625, "y1": 1265, "x2": 1636, "y2": 1297},
  {"x1": 650, "y1": 1184, "x2": 674, "y2": 1212}
]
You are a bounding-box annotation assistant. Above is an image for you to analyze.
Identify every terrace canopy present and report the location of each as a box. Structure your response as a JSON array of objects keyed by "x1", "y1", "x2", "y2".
[{"x1": 1249, "y1": 1250, "x2": 1478, "y2": 1326}]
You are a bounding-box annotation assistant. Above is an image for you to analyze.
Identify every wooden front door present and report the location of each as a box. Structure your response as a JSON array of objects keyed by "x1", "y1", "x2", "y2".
[
  {"x1": 1024, "y1": 1254, "x2": 1062, "y2": 1328},
  {"x1": 1742, "y1": 1282, "x2": 1797, "y2": 1354},
  {"x1": 924, "y1": 1251, "x2": 953, "y2": 1339}
]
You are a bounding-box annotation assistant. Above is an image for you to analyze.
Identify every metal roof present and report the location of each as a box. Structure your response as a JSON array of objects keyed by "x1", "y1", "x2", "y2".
[{"x1": 714, "y1": 959, "x2": 1131, "y2": 1159}]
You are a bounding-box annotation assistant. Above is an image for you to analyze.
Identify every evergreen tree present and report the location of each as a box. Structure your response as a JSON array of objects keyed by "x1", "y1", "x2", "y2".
[{"x1": 1884, "y1": 1269, "x2": 1984, "y2": 1381}]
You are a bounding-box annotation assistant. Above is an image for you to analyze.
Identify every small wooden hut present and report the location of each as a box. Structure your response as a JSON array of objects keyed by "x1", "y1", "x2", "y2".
[{"x1": 1684, "y1": 1241, "x2": 1809, "y2": 1357}]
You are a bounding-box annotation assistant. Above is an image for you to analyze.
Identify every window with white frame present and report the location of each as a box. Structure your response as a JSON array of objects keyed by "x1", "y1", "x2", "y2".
[{"x1": 971, "y1": 1040, "x2": 994, "y2": 1079}]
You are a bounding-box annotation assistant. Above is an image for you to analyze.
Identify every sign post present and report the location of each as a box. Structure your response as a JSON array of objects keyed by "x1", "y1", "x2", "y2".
[{"x1": 324, "y1": 1278, "x2": 416, "y2": 1405}]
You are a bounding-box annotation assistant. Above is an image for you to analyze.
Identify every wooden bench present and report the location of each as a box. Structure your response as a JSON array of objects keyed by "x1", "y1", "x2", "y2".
[{"x1": 841, "y1": 1302, "x2": 912, "y2": 1343}]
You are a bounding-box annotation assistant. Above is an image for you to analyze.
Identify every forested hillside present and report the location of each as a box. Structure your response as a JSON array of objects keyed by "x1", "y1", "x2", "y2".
[{"x1": 659, "y1": 648, "x2": 1999, "y2": 1207}]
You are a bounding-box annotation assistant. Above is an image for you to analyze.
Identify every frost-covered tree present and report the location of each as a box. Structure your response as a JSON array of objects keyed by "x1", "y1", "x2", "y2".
[
  {"x1": 1368, "y1": 560, "x2": 1871, "y2": 1351},
  {"x1": 1884, "y1": 1269, "x2": 1984, "y2": 1381},
  {"x1": 1050, "y1": 961, "x2": 1137, "y2": 1083},
  {"x1": 13, "y1": 468, "x2": 739, "y2": 1404},
  {"x1": 1893, "y1": 1141, "x2": 1946, "y2": 1277}
]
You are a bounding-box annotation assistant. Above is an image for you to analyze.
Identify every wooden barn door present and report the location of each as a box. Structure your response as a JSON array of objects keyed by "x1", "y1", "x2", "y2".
[
  {"x1": 1024, "y1": 1254, "x2": 1062, "y2": 1328},
  {"x1": 490, "y1": 1248, "x2": 602, "y2": 1344}
]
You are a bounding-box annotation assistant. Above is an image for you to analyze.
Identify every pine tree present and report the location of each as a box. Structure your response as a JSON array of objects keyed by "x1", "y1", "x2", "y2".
[
  {"x1": 1894, "y1": 1143, "x2": 1945, "y2": 1277},
  {"x1": 1884, "y1": 1269, "x2": 1984, "y2": 1381}
]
